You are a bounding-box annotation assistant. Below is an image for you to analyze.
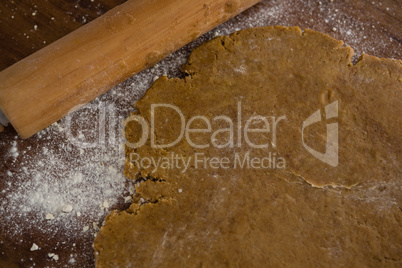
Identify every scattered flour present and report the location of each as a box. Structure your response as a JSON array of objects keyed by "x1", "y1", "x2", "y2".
[
  {"x1": 30, "y1": 243, "x2": 39, "y2": 251},
  {"x1": 62, "y1": 205, "x2": 74, "y2": 213},
  {"x1": 45, "y1": 213, "x2": 55, "y2": 220},
  {"x1": 48, "y1": 253, "x2": 59, "y2": 261}
]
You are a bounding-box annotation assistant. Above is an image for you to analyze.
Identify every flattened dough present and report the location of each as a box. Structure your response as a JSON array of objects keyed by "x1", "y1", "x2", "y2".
[{"x1": 94, "y1": 26, "x2": 402, "y2": 267}]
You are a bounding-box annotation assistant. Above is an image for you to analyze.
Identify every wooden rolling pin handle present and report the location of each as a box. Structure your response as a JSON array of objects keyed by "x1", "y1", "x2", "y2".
[{"x1": 0, "y1": 0, "x2": 261, "y2": 139}]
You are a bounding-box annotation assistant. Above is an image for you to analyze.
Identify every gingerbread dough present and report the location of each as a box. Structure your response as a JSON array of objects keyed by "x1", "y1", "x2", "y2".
[{"x1": 94, "y1": 26, "x2": 401, "y2": 267}]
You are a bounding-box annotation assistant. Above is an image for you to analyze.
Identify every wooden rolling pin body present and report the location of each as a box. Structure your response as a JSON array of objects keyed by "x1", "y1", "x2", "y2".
[{"x1": 0, "y1": 0, "x2": 260, "y2": 138}]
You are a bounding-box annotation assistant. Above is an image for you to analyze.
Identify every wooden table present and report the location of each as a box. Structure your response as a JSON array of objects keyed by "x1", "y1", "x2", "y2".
[{"x1": 0, "y1": 0, "x2": 400, "y2": 267}]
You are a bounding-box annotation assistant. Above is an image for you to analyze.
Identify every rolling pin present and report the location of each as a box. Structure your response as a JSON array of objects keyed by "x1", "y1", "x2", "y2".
[{"x1": 0, "y1": 0, "x2": 261, "y2": 139}]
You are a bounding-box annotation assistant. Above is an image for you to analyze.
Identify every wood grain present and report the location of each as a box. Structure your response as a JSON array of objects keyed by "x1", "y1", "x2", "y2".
[
  {"x1": 0, "y1": 0, "x2": 127, "y2": 71},
  {"x1": 0, "y1": 0, "x2": 261, "y2": 139}
]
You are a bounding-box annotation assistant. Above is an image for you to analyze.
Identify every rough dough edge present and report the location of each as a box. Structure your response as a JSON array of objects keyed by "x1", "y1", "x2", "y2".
[
  {"x1": 102, "y1": 24, "x2": 402, "y2": 222},
  {"x1": 93, "y1": 25, "x2": 402, "y2": 262}
]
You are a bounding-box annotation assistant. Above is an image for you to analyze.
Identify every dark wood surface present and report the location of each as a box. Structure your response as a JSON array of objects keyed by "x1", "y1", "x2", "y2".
[
  {"x1": 0, "y1": 0, "x2": 400, "y2": 267},
  {"x1": 0, "y1": 0, "x2": 127, "y2": 71}
]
